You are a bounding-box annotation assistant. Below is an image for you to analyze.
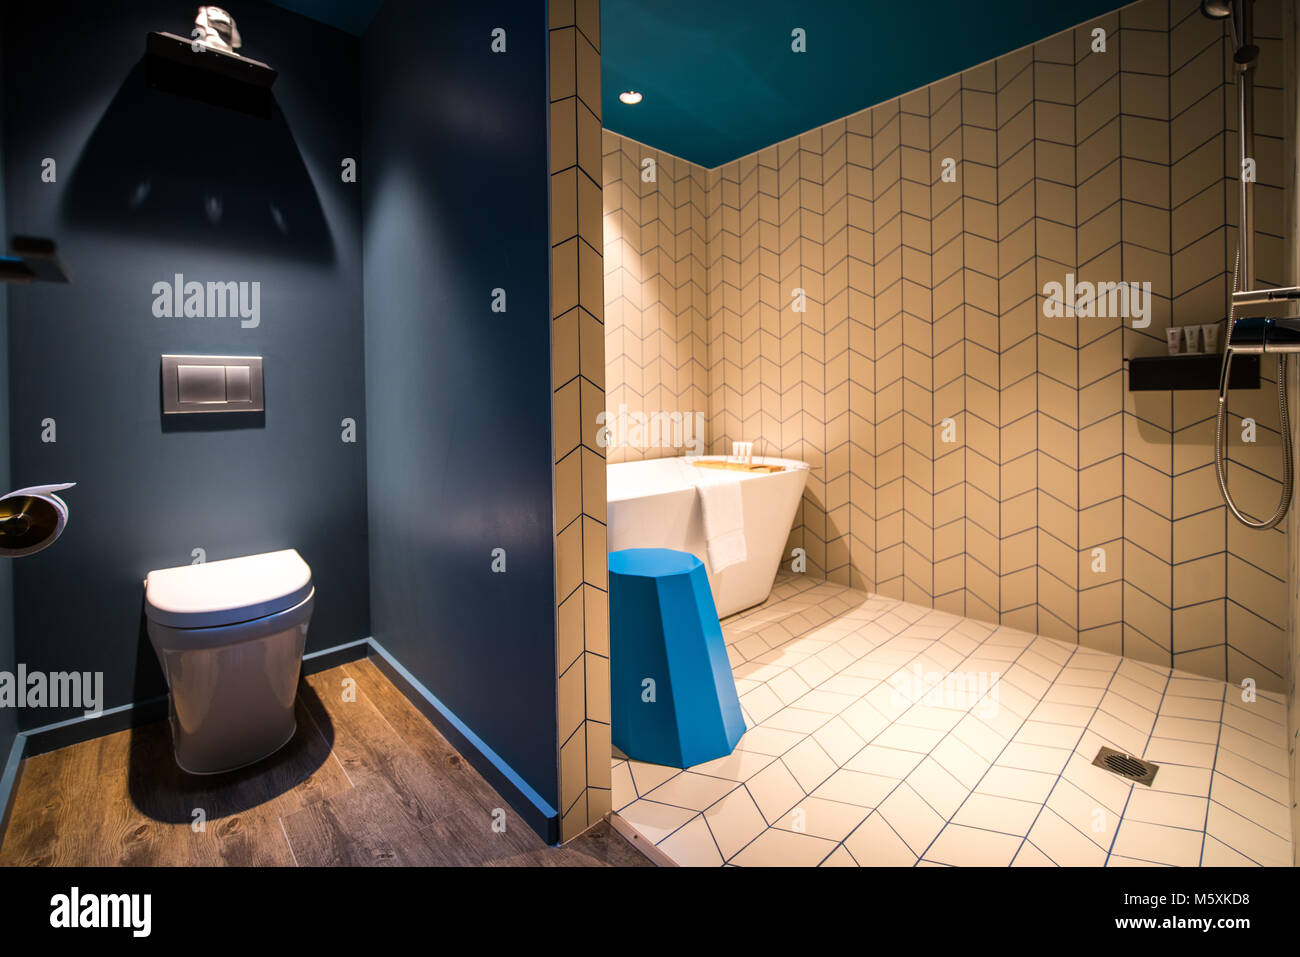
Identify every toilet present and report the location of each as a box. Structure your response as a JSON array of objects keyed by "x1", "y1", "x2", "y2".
[{"x1": 144, "y1": 549, "x2": 315, "y2": 775}]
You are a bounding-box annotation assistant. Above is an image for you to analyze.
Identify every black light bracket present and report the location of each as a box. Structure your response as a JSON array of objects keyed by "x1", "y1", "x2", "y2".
[
  {"x1": 146, "y1": 31, "x2": 277, "y2": 88},
  {"x1": 0, "y1": 236, "x2": 71, "y2": 284},
  {"x1": 145, "y1": 30, "x2": 277, "y2": 116}
]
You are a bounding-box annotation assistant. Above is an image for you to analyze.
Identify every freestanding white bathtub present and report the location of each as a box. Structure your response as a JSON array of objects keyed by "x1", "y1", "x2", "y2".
[{"x1": 606, "y1": 455, "x2": 810, "y2": 619}]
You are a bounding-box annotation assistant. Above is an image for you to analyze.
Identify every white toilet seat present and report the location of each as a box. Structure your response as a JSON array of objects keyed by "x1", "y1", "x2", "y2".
[{"x1": 145, "y1": 548, "x2": 313, "y2": 628}]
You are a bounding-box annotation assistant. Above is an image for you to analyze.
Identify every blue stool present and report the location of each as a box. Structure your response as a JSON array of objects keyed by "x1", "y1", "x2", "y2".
[{"x1": 609, "y1": 548, "x2": 746, "y2": 768}]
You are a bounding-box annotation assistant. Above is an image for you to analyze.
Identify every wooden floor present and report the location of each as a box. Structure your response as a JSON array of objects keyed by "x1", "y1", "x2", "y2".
[{"x1": 0, "y1": 658, "x2": 651, "y2": 867}]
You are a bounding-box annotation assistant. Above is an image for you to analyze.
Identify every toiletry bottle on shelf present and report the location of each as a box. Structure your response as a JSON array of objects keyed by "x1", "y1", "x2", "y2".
[
  {"x1": 1166, "y1": 327, "x2": 1182, "y2": 355},
  {"x1": 1200, "y1": 322, "x2": 1220, "y2": 354}
]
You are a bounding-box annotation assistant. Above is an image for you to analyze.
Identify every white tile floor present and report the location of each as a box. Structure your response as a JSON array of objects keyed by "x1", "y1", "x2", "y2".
[{"x1": 611, "y1": 576, "x2": 1295, "y2": 867}]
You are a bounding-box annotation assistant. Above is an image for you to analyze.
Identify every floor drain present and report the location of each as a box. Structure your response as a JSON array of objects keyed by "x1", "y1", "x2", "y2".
[{"x1": 1092, "y1": 746, "x2": 1159, "y2": 786}]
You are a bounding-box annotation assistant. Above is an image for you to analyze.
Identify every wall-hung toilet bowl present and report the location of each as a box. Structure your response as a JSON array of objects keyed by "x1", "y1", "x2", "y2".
[{"x1": 144, "y1": 549, "x2": 314, "y2": 775}]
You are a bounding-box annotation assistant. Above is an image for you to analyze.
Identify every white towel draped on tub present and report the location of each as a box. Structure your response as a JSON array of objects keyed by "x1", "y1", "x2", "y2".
[{"x1": 685, "y1": 462, "x2": 748, "y2": 573}]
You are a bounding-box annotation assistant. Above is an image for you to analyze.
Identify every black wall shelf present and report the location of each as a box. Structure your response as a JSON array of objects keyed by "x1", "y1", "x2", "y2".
[
  {"x1": 145, "y1": 32, "x2": 277, "y2": 117},
  {"x1": 0, "y1": 236, "x2": 70, "y2": 284},
  {"x1": 1128, "y1": 353, "x2": 1259, "y2": 391}
]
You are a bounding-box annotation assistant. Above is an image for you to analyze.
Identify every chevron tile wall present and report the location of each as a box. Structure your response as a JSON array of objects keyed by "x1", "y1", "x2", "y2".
[
  {"x1": 601, "y1": 132, "x2": 710, "y2": 462},
  {"x1": 599, "y1": 0, "x2": 1292, "y2": 693},
  {"x1": 1289, "y1": 356, "x2": 1300, "y2": 864},
  {"x1": 550, "y1": 0, "x2": 611, "y2": 843}
]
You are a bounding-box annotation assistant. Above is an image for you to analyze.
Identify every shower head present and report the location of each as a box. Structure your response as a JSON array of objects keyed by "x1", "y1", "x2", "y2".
[{"x1": 1202, "y1": 0, "x2": 1251, "y2": 67}]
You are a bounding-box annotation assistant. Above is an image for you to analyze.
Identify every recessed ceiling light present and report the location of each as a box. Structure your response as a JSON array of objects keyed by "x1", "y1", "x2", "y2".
[{"x1": 619, "y1": 90, "x2": 643, "y2": 105}]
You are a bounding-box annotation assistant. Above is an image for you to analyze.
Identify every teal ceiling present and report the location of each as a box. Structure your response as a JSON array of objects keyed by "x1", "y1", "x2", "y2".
[
  {"x1": 266, "y1": 0, "x2": 382, "y2": 35},
  {"x1": 601, "y1": 0, "x2": 1126, "y2": 168}
]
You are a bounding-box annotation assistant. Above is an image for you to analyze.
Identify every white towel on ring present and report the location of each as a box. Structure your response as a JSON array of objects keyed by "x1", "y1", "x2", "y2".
[{"x1": 687, "y1": 464, "x2": 748, "y2": 572}]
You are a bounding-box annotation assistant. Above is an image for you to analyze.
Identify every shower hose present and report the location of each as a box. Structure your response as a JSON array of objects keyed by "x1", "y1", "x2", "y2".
[{"x1": 1214, "y1": 251, "x2": 1294, "y2": 529}]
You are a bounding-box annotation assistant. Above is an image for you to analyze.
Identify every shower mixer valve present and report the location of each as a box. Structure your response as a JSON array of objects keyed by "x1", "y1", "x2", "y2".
[{"x1": 1223, "y1": 316, "x2": 1300, "y2": 356}]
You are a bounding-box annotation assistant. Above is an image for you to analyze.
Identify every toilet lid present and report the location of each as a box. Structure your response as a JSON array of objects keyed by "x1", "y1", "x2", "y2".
[{"x1": 145, "y1": 549, "x2": 313, "y2": 628}]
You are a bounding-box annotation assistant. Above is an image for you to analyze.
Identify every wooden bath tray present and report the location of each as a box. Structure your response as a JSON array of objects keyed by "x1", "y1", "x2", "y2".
[{"x1": 692, "y1": 461, "x2": 785, "y2": 473}]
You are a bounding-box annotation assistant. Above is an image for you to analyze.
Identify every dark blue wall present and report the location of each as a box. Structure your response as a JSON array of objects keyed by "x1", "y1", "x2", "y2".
[
  {"x1": 0, "y1": 31, "x2": 15, "y2": 762},
  {"x1": 362, "y1": 0, "x2": 558, "y2": 817},
  {"x1": 2, "y1": 0, "x2": 369, "y2": 730}
]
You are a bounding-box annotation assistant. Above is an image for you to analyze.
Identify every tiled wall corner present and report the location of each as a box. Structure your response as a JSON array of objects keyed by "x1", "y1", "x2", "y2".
[
  {"x1": 823, "y1": 117, "x2": 854, "y2": 587},
  {"x1": 842, "y1": 110, "x2": 878, "y2": 594},
  {"x1": 962, "y1": 58, "x2": 1002, "y2": 624},
  {"x1": 791, "y1": 126, "x2": 832, "y2": 584},
  {"x1": 1169, "y1": 0, "x2": 1231, "y2": 679},
  {"x1": 1076, "y1": 10, "x2": 1125, "y2": 660},
  {"x1": 901, "y1": 87, "x2": 937, "y2": 610},
  {"x1": 602, "y1": 132, "x2": 710, "y2": 463},
  {"x1": 1033, "y1": 25, "x2": 1080, "y2": 645},
  {"x1": 549, "y1": 0, "x2": 610, "y2": 843},
  {"x1": 874, "y1": 97, "x2": 905, "y2": 598},
  {"x1": 931, "y1": 76, "x2": 966, "y2": 616},
  {"x1": 997, "y1": 42, "x2": 1039, "y2": 635},
  {"x1": 1117, "y1": 7, "x2": 1174, "y2": 674}
]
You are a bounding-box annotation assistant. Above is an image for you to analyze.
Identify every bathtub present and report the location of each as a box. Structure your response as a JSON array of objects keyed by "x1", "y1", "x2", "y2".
[{"x1": 606, "y1": 455, "x2": 810, "y2": 619}]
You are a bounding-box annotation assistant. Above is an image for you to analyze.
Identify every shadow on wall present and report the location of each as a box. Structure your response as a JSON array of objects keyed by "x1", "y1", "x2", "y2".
[
  {"x1": 130, "y1": 602, "x2": 167, "y2": 715},
  {"x1": 61, "y1": 61, "x2": 334, "y2": 265}
]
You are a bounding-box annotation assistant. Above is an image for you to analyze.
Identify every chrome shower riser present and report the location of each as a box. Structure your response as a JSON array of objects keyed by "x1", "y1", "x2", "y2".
[{"x1": 1211, "y1": 0, "x2": 1295, "y2": 531}]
